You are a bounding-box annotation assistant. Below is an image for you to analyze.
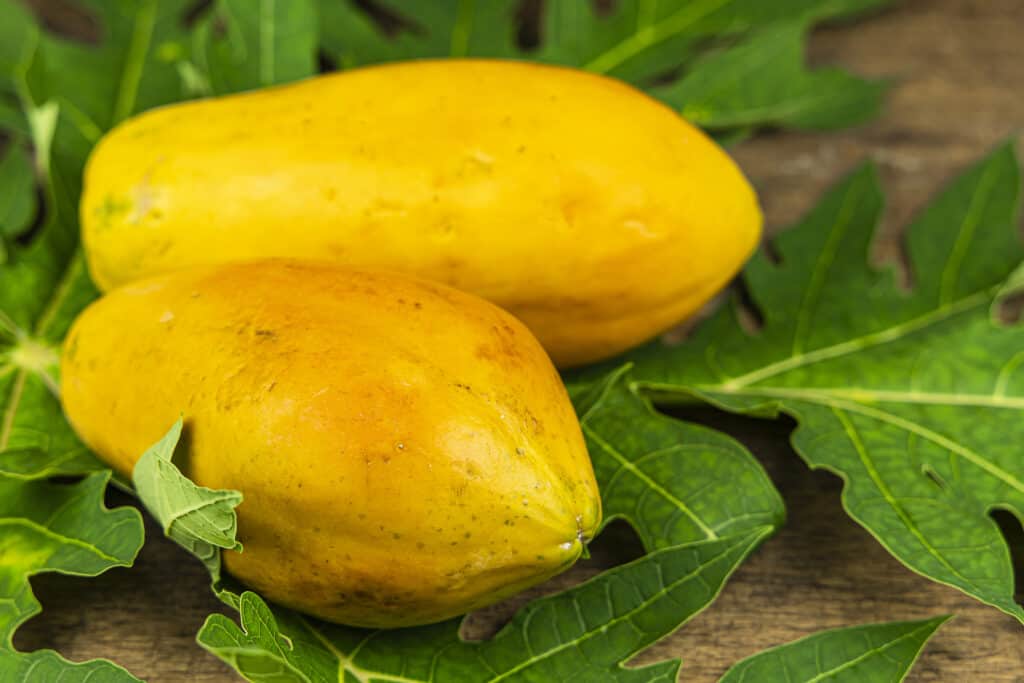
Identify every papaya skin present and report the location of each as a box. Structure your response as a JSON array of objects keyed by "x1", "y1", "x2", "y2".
[
  {"x1": 80, "y1": 59, "x2": 762, "y2": 367},
  {"x1": 60, "y1": 260, "x2": 601, "y2": 628}
]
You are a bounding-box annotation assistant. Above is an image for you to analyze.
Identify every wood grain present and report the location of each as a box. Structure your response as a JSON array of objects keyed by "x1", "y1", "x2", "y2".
[{"x1": 13, "y1": 0, "x2": 1024, "y2": 680}]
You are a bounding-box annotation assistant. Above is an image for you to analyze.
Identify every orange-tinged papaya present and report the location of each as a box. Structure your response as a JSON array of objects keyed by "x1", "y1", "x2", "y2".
[
  {"x1": 80, "y1": 59, "x2": 762, "y2": 367},
  {"x1": 61, "y1": 260, "x2": 601, "y2": 627}
]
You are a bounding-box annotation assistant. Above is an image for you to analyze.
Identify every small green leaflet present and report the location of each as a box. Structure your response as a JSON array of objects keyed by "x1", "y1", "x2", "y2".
[
  {"x1": 316, "y1": 0, "x2": 890, "y2": 132},
  {"x1": 607, "y1": 144, "x2": 1024, "y2": 621},
  {"x1": 0, "y1": 471, "x2": 144, "y2": 681},
  {"x1": 132, "y1": 419, "x2": 243, "y2": 583},
  {"x1": 719, "y1": 616, "x2": 950, "y2": 682}
]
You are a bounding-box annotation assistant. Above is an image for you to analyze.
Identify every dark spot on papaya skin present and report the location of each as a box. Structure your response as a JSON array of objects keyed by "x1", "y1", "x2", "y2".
[
  {"x1": 352, "y1": 588, "x2": 376, "y2": 602},
  {"x1": 474, "y1": 345, "x2": 496, "y2": 362},
  {"x1": 254, "y1": 328, "x2": 275, "y2": 338},
  {"x1": 151, "y1": 240, "x2": 173, "y2": 256}
]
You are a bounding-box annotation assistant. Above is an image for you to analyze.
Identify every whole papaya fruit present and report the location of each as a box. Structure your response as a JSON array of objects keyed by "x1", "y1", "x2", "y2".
[
  {"x1": 80, "y1": 59, "x2": 761, "y2": 367},
  {"x1": 61, "y1": 260, "x2": 601, "y2": 627}
]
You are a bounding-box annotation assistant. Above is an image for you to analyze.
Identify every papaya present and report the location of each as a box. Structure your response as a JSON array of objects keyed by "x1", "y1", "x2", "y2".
[
  {"x1": 60, "y1": 260, "x2": 601, "y2": 627},
  {"x1": 80, "y1": 59, "x2": 762, "y2": 367}
]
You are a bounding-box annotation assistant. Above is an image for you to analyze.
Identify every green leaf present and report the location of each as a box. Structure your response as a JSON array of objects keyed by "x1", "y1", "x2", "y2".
[
  {"x1": 719, "y1": 616, "x2": 950, "y2": 682},
  {"x1": 616, "y1": 144, "x2": 1024, "y2": 621},
  {"x1": 132, "y1": 419, "x2": 243, "y2": 583},
  {"x1": 0, "y1": 471, "x2": 144, "y2": 679},
  {"x1": 0, "y1": 144, "x2": 35, "y2": 240},
  {"x1": 654, "y1": 23, "x2": 886, "y2": 130},
  {"x1": 201, "y1": 529, "x2": 770, "y2": 683},
  {"x1": 317, "y1": 0, "x2": 521, "y2": 66},
  {"x1": 572, "y1": 365, "x2": 785, "y2": 549},
  {"x1": 316, "y1": 0, "x2": 892, "y2": 132},
  {"x1": 0, "y1": 239, "x2": 100, "y2": 474},
  {"x1": 0, "y1": 650, "x2": 143, "y2": 683},
  {"x1": 532, "y1": 0, "x2": 886, "y2": 80},
  {"x1": 194, "y1": 0, "x2": 318, "y2": 95},
  {"x1": 42, "y1": 0, "x2": 194, "y2": 146}
]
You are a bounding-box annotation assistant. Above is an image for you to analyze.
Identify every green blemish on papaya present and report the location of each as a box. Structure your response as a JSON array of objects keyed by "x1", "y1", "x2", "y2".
[{"x1": 92, "y1": 195, "x2": 133, "y2": 231}]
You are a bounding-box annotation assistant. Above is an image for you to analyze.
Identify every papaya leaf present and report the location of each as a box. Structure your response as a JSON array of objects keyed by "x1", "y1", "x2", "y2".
[
  {"x1": 0, "y1": 249, "x2": 99, "y2": 474},
  {"x1": 315, "y1": 0, "x2": 892, "y2": 133},
  {"x1": 316, "y1": 0, "x2": 521, "y2": 65},
  {"x1": 0, "y1": 144, "x2": 35, "y2": 242},
  {"x1": 571, "y1": 365, "x2": 785, "y2": 549},
  {"x1": 192, "y1": 0, "x2": 319, "y2": 96},
  {"x1": 0, "y1": 650, "x2": 143, "y2": 683},
  {"x1": 199, "y1": 530, "x2": 769, "y2": 683},
  {"x1": 0, "y1": 471, "x2": 144, "y2": 681},
  {"x1": 609, "y1": 144, "x2": 1024, "y2": 621},
  {"x1": 653, "y1": 23, "x2": 886, "y2": 130},
  {"x1": 718, "y1": 616, "x2": 950, "y2": 683},
  {"x1": 132, "y1": 419, "x2": 243, "y2": 584}
]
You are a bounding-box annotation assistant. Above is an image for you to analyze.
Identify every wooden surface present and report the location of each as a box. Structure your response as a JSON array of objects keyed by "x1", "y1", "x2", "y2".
[{"x1": 14, "y1": 0, "x2": 1024, "y2": 680}]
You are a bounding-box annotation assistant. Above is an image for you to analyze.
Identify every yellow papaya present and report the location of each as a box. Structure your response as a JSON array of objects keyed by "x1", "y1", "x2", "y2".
[
  {"x1": 80, "y1": 59, "x2": 762, "y2": 367},
  {"x1": 60, "y1": 260, "x2": 601, "y2": 627}
]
